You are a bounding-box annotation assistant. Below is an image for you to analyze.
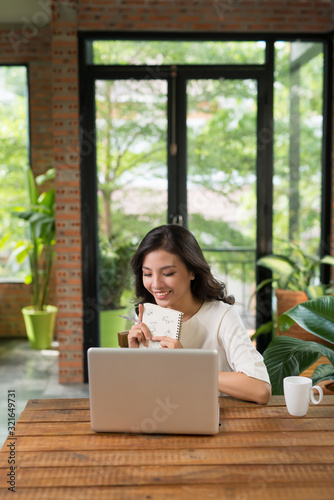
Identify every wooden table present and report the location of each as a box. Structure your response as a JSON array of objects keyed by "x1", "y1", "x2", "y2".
[{"x1": 1, "y1": 396, "x2": 334, "y2": 499}]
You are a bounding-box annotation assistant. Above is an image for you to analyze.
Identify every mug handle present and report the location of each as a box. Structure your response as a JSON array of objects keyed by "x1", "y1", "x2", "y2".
[{"x1": 310, "y1": 385, "x2": 323, "y2": 405}]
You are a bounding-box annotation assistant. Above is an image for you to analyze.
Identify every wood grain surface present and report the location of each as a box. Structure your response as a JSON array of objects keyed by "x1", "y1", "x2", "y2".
[{"x1": 1, "y1": 395, "x2": 334, "y2": 499}]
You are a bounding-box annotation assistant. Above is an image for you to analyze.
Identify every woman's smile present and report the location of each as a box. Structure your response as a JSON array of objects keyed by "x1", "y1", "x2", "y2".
[{"x1": 154, "y1": 290, "x2": 172, "y2": 300}]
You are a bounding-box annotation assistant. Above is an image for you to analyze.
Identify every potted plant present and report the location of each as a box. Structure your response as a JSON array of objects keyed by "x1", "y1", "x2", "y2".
[
  {"x1": 263, "y1": 295, "x2": 334, "y2": 395},
  {"x1": 9, "y1": 166, "x2": 57, "y2": 349},
  {"x1": 98, "y1": 236, "x2": 133, "y2": 347},
  {"x1": 253, "y1": 241, "x2": 334, "y2": 341}
]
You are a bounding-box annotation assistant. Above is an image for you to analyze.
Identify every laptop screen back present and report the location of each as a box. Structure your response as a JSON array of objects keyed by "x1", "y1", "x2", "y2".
[{"x1": 88, "y1": 348, "x2": 219, "y2": 435}]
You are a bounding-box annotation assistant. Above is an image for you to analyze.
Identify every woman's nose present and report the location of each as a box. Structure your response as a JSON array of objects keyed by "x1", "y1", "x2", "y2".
[{"x1": 152, "y1": 274, "x2": 163, "y2": 288}]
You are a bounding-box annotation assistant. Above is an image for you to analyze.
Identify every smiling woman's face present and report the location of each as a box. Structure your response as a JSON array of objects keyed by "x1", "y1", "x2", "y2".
[{"x1": 142, "y1": 249, "x2": 195, "y2": 312}]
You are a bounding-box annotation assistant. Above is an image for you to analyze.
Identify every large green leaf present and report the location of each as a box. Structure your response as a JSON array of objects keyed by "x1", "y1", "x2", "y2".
[
  {"x1": 10, "y1": 242, "x2": 30, "y2": 264},
  {"x1": 257, "y1": 255, "x2": 296, "y2": 276},
  {"x1": 35, "y1": 168, "x2": 55, "y2": 186},
  {"x1": 263, "y1": 335, "x2": 334, "y2": 395},
  {"x1": 321, "y1": 255, "x2": 334, "y2": 266},
  {"x1": 306, "y1": 284, "x2": 327, "y2": 299},
  {"x1": 257, "y1": 254, "x2": 300, "y2": 289},
  {"x1": 278, "y1": 296, "x2": 334, "y2": 345},
  {"x1": 311, "y1": 364, "x2": 334, "y2": 385},
  {"x1": 0, "y1": 233, "x2": 10, "y2": 250},
  {"x1": 38, "y1": 189, "x2": 55, "y2": 211},
  {"x1": 31, "y1": 214, "x2": 55, "y2": 240},
  {"x1": 25, "y1": 166, "x2": 38, "y2": 205}
]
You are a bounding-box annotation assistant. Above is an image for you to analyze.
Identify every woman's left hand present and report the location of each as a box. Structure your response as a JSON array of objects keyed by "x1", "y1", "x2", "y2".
[{"x1": 151, "y1": 336, "x2": 183, "y2": 349}]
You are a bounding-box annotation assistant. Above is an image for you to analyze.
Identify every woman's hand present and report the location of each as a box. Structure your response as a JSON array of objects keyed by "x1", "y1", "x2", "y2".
[
  {"x1": 151, "y1": 336, "x2": 183, "y2": 349},
  {"x1": 127, "y1": 304, "x2": 184, "y2": 349},
  {"x1": 127, "y1": 304, "x2": 151, "y2": 348}
]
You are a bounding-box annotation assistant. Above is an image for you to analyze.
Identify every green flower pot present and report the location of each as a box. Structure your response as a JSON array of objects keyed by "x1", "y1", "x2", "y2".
[
  {"x1": 22, "y1": 305, "x2": 58, "y2": 350},
  {"x1": 99, "y1": 308, "x2": 128, "y2": 347}
]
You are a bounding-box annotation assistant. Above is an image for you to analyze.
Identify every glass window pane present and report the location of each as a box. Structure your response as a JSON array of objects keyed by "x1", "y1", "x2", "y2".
[
  {"x1": 0, "y1": 66, "x2": 29, "y2": 281},
  {"x1": 187, "y1": 78, "x2": 257, "y2": 332},
  {"x1": 95, "y1": 79, "x2": 168, "y2": 345},
  {"x1": 96, "y1": 79, "x2": 168, "y2": 240},
  {"x1": 273, "y1": 42, "x2": 324, "y2": 260},
  {"x1": 92, "y1": 40, "x2": 265, "y2": 65}
]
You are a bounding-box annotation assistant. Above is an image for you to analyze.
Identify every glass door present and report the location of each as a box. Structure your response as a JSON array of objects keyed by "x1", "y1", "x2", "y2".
[{"x1": 95, "y1": 74, "x2": 260, "y2": 343}]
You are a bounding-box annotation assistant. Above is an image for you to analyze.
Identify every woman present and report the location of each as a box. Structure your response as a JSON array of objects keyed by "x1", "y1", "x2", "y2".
[{"x1": 128, "y1": 224, "x2": 271, "y2": 405}]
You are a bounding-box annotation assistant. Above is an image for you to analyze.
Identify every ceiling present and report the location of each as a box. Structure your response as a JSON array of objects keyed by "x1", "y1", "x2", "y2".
[{"x1": 0, "y1": 0, "x2": 50, "y2": 24}]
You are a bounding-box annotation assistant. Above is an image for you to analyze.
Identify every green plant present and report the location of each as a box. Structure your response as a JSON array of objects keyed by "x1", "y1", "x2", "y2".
[
  {"x1": 8, "y1": 166, "x2": 55, "y2": 311},
  {"x1": 263, "y1": 295, "x2": 334, "y2": 395},
  {"x1": 251, "y1": 241, "x2": 334, "y2": 338},
  {"x1": 256, "y1": 241, "x2": 334, "y2": 297},
  {"x1": 98, "y1": 237, "x2": 133, "y2": 310}
]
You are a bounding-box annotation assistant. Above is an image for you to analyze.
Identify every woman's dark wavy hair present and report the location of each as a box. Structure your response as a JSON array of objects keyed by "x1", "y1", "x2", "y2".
[{"x1": 131, "y1": 224, "x2": 235, "y2": 307}]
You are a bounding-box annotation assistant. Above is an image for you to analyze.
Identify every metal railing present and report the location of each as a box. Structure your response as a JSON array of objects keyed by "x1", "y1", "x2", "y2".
[{"x1": 202, "y1": 247, "x2": 256, "y2": 332}]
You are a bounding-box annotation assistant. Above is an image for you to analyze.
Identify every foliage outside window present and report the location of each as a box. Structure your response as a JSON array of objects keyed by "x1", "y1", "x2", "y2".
[
  {"x1": 95, "y1": 78, "x2": 168, "y2": 243},
  {"x1": 273, "y1": 42, "x2": 324, "y2": 256},
  {"x1": 92, "y1": 40, "x2": 265, "y2": 65},
  {"x1": 91, "y1": 40, "x2": 325, "y2": 261},
  {"x1": 0, "y1": 66, "x2": 29, "y2": 281}
]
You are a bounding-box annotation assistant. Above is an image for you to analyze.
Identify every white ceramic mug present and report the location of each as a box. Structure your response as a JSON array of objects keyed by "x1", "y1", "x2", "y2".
[{"x1": 283, "y1": 376, "x2": 323, "y2": 417}]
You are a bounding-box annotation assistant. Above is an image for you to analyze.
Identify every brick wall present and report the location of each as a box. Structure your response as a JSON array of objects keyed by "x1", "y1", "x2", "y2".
[
  {"x1": 77, "y1": 0, "x2": 333, "y2": 32},
  {"x1": 51, "y1": 1, "x2": 83, "y2": 382},
  {"x1": 0, "y1": 0, "x2": 333, "y2": 383}
]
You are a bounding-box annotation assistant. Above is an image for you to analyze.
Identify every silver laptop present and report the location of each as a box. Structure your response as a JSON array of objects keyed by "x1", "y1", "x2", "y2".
[{"x1": 88, "y1": 348, "x2": 219, "y2": 435}]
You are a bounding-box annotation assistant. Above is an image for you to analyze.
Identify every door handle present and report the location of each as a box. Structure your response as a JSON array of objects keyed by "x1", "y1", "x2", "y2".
[{"x1": 171, "y1": 214, "x2": 184, "y2": 226}]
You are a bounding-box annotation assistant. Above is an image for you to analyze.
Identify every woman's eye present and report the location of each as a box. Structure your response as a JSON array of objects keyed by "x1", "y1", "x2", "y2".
[{"x1": 142, "y1": 272, "x2": 175, "y2": 277}]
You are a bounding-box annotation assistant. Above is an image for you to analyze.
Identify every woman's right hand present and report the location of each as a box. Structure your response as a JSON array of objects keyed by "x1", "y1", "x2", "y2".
[{"x1": 127, "y1": 304, "x2": 152, "y2": 348}]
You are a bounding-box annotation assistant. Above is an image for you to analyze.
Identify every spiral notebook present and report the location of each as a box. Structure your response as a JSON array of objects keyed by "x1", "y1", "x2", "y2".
[{"x1": 139, "y1": 303, "x2": 183, "y2": 349}]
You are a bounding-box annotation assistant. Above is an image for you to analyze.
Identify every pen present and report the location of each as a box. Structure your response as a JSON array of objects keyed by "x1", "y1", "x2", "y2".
[{"x1": 119, "y1": 314, "x2": 141, "y2": 323}]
